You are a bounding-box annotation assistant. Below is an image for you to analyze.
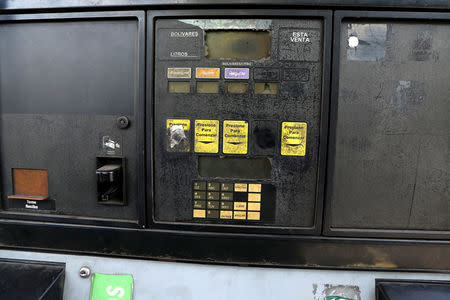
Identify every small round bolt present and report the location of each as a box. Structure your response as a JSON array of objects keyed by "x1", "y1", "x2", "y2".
[
  {"x1": 348, "y1": 35, "x2": 359, "y2": 48},
  {"x1": 79, "y1": 266, "x2": 91, "y2": 278},
  {"x1": 117, "y1": 116, "x2": 130, "y2": 129}
]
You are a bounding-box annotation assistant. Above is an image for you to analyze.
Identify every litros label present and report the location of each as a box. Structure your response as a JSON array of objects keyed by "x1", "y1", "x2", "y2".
[
  {"x1": 194, "y1": 120, "x2": 219, "y2": 153},
  {"x1": 281, "y1": 122, "x2": 307, "y2": 156},
  {"x1": 223, "y1": 120, "x2": 248, "y2": 154}
]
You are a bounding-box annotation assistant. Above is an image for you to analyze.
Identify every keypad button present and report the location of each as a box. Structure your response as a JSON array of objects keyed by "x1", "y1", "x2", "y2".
[
  {"x1": 220, "y1": 192, "x2": 233, "y2": 201},
  {"x1": 193, "y1": 191, "x2": 206, "y2": 200},
  {"x1": 248, "y1": 202, "x2": 261, "y2": 211},
  {"x1": 234, "y1": 202, "x2": 247, "y2": 211},
  {"x1": 193, "y1": 209, "x2": 206, "y2": 218},
  {"x1": 234, "y1": 183, "x2": 247, "y2": 192},
  {"x1": 248, "y1": 193, "x2": 261, "y2": 202},
  {"x1": 207, "y1": 191, "x2": 220, "y2": 200},
  {"x1": 207, "y1": 201, "x2": 219, "y2": 209},
  {"x1": 193, "y1": 181, "x2": 206, "y2": 190},
  {"x1": 234, "y1": 211, "x2": 246, "y2": 220},
  {"x1": 220, "y1": 210, "x2": 232, "y2": 219},
  {"x1": 207, "y1": 210, "x2": 219, "y2": 218},
  {"x1": 193, "y1": 200, "x2": 206, "y2": 209},
  {"x1": 221, "y1": 201, "x2": 233, "y2": 210},
  {"x1": 207, "y1": 182, "x2": 220, "y2": 191},
  {"x1": 221, "y1": 183, "x2": 233, "y2": 191},
  {"x1": 248, "y1": 184, "x2": 262, "y2": 193},
  {"x1": 248, "y1": 211, "x2": 260, "y2": 220}
]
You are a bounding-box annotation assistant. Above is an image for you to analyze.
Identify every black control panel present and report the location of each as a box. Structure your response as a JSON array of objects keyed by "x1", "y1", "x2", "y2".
[{"x1": 153, "y1": 17, "x2": 327, "y2": 232}]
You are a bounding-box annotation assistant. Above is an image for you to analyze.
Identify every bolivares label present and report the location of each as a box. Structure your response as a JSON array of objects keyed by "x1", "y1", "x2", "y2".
[
  {"x1": 281, "y1": 122, "x2": 307, "y2": 156},
  {"x1": 223, "y1": 120, "x2": 248, "y2": 154},
  {"x1": 194, "y1": 120, "x2": 219, "y2": 153}
]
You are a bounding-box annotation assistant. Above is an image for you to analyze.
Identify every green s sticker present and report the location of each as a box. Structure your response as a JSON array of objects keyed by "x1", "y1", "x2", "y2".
[{"x1": 90, "y1": 273, "x2": 133, "y2": 300}]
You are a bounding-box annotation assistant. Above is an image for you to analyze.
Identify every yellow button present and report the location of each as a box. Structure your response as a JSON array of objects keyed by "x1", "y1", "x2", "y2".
[
  {"x1": 248, "y1": 193, "x2": 261, "y2": 202},
  {"x1": 234, "y1": 183, "x2": 247, "y2": 192},
  {"x1": 248, "y1": 184, "x2": 261, "y2": 193},
  {"x1": 196, "y1": 68, "x2": 220, "y2": 79},
  {"x1": 248, "y1": 202, "x2": 261, "y2": 211},
  {"x1": 234, "y1": 202, "x2": 247, "y2": 211},
  {"x1": 193, "y1": 209, "x2": 206, "y2": 218},
  {"x1": 220, "y1": 210, "x2": 232, "y2": 219},
  {"x1": 248, "y1": 211, "x2": 260, "y2": 220},
  {"x1": 234, "y1": 211, "x2": 246, "y2": 220}
]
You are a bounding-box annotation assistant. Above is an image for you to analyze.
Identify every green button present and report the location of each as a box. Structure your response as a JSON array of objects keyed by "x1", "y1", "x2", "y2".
[
  {"x1": 207, "y1": 210, "x2": 219, "y2": 218},
  {"x1": 221, "y1": 201, "x2": 233, "y2": 210},
  {"x1": 193, "y1": 181, "x2": 206, "y2": 190},
  {"x1": 220, "y1": 192, "x2": 233, "y2": 201},
  {"x1": 193, "y1": 200, "x2": 206, "y2": 209},
  {"x1": 90, "y1": 273, "x2": 133, "y2": 300},
  {"x1": 221, "y1": 183, "x2": 233, "y2": 191},
  {"x1": 207, "y1": 182, "x2": 220, "y2": 191},
  {"x1": 193, "y1": 191, "x2": 206, "y2": 200},
  {"x1": 207, "y1": 201, "x2": 219, "y2": 209},
  {"x1": 207, "y1": 191, "x2": 220, "y2": 200}
]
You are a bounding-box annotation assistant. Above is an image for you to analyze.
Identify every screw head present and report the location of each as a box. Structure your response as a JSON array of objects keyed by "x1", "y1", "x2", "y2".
[
  {"x1": 79, "y1": 266, "x2": 91, "y2": 278},
  {"x1": 117, "y1": 116, "x2": 130, "y2": 129}
]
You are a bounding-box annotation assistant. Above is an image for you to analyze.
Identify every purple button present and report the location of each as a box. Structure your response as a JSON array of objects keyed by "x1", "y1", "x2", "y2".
[{"x1": 224, "y1": 68, "x2": 249, "y2": 79}]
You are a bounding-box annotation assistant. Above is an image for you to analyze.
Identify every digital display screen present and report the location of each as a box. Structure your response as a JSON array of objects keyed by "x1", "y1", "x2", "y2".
[
  {"x1": 205, "y1": 30, "x2": 271, "y2": 60},
  {"x1": 198, "y1": 156, "x2": 272, "y2": 179}
]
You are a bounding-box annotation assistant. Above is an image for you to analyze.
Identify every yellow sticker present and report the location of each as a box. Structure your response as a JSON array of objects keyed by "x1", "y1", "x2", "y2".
[
  {"x1": 194, "y1": 120, "x2": 219, "y2": 153},
  {"x1": 233, "y1": 211, "x2": 247, "y2": 220},
  {"x1": 248, "y1": 211, "x2": 260, "y2": 220},
  {"x1": 193, "y1": 209, "x2": 206, "y2": 218},
  {"x1": 166, "y1": 119, "x2": 190, "y2": 152},
  {"x1": 281, "y1": 122, "x2": 307, "y2": 156},
  {"x1": 223, "y1": 120, "x2": 248, "y2": 154},
  {"x1": 196, "y1": 68, "x2": 220, "y2": 79},
  {"x1": 220, "y1": 210, "x2": 232, "y2": 219}
]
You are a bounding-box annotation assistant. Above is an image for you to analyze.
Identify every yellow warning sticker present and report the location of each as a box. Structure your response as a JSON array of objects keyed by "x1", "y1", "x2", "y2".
[
  {"x1": 223, "y1": 120, "x2": 248, "y2": 154},
  {"x1": 166, "y1": 119, "x2": 190, "y2": 152},
  {"x1": 281, "y1": 122, "x2": 307, "y2": 156},
  {"x1": 194, "y1": 120, "x2": 219, "y2": 153}
]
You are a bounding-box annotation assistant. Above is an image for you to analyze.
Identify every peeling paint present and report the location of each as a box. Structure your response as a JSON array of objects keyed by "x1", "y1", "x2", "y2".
[{"x1": 313, "y1": 284, "x2": 361, "y2": 300}]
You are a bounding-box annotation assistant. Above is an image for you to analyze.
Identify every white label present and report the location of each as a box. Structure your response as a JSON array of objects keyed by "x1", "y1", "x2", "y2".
[{"x1": 290, "y1": 32, "x2": 311, "y2": 43}]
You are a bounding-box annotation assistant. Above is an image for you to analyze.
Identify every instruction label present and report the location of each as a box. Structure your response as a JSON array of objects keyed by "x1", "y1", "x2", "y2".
[
  {"x1": 281, "y1": 122, "x2": 307, "y2": 156},
  {"x1": 194, "y1": 120, "x2": 219, "y2": 153},
  {"x1": 223, "y1": 120, "x2": 248, "y2": 154},
  {"x1": 166, "y1": 119, "x2": 190, "y2": 152}
]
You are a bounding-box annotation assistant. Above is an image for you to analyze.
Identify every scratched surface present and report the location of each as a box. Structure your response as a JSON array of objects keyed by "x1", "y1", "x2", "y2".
[
  {"x1": 3, "y1": 249, "x2": 450, "y2": 300},
  {"x1": 328, "y1": 21, "x2": 450, "y2": 231}
]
